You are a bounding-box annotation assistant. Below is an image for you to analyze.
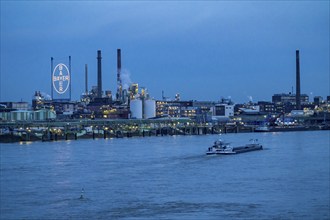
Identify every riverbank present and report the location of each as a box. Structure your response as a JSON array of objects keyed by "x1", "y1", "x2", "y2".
[{"x1": 1, "y1": 118, "x2": 328, "y2": 143}]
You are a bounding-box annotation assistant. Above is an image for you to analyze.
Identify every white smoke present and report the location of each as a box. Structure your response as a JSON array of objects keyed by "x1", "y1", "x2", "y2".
[
  {"x1": 247, "y1": 96, "x2": 253, "y2": 102},
  {"x1": 40, "y1": 92, "x2": 52, "y2": 100},
  {"x1": 121, "y1": 69, "x2": 132, "y2": 90}
]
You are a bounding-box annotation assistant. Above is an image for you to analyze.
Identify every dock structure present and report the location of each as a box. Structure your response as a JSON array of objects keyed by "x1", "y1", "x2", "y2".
[
  {"x1": 0, "y1": 117, "x2": 327, "y2": 143},
  {"x1": 0, "y1": 118, "x2": 220, "y2": 142}
]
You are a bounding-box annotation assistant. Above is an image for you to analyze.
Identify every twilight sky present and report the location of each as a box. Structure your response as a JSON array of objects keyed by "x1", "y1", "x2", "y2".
[{"x1": 0, "y1": 1, "x2": 329, "y2": 103}]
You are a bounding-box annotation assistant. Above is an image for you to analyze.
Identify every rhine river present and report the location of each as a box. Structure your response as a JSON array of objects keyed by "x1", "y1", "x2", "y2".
[{"x1": 1, "y1": 131, "x2": 329, "y2": 219}]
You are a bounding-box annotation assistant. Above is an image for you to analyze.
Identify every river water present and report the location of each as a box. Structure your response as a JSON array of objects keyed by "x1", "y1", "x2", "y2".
[{"x1": 1, "y1": 131, "x2": 329, "y2": 219}]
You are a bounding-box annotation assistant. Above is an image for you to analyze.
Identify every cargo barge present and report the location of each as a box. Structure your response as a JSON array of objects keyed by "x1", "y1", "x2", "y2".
[{"x1": 206, "y1": 139, "x2": 263, "y2": 155}]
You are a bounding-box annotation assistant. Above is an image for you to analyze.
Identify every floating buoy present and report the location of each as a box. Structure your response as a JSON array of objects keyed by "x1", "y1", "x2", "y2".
[{"x1": 79, "y1": 188, "x2": 84, "y2": 199}]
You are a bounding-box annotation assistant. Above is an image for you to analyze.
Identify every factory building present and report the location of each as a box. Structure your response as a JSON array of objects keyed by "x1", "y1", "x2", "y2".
[
  {"x1": 17, "y1": 49, "x2": 327, "y2": 124},
  {"x1": 272, "y1": 93, "x2": 309, "y2": 105},
  {"x1": 0, "y1": 109, "x2": 56, "y2": 121},
  {"x1": 257, "y1": 101, "x2": 276, "y2": 113},
  {"x1": 192, "y1": 101, "x2": 214, "y2": 123},
  {"x1": 0, "y1": 102, "x2": 29, "y2": 110},
  {"x1": 313, "y1": 96, "x2": 323, "y2": 105},
  {"x1": 213, "y1": 104, "x2": 234, "y2": 118},
  {"x1": 271, "y1": 93, "x2": 310, "y2": 113},
  {"x1": 272, "y1": 50, "x2": 307, "y2": 111},
  {"x1": 0, "y1": 102, "x2": 30, "y2": 121},
  {"x1": 155, "y1": 100, "x2": 234, "y2": 122},
  {"x1": 156, "y1": 101, "x2": 193, "y2": 118},
  {"x1": 76, "y1": 49, "x2": 129, "y2": 119}
]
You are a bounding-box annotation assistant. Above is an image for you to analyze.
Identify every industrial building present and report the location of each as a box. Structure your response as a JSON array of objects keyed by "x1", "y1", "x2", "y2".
[
  {"x1": 154, "y1": 100, "x2": 235, "y2": 123},
  {"x1": 0, "y1": 102, "x2": 29, "y2": 111},
  {"x1": 272, "y1": 93, "x2": 309, "y2": 105},
  {"x1": 0, "y1": 109, "x2": 56, "y2": 121},
  {"x1": 0, "y1": 49, "x2": 328, "y2": 128},
  {"x1": 213, "y1": 104, "x2": 234, "y2": 118}
]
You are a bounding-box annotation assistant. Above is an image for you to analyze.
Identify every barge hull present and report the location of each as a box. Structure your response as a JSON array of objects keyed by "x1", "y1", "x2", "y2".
[{"x1": 232, "y1": 145, "x2": 263, "y2": 154}]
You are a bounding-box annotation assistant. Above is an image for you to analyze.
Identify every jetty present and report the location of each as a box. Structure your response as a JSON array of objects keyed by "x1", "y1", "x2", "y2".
[{"x1": 1, "y1": 117, "x2": 328, "y2": 143}]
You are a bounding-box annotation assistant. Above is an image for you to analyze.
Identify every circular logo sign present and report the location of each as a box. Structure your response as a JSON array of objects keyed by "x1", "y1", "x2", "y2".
[{"x1": 52, "y1": 63, "x2": 70, "y2": 94}]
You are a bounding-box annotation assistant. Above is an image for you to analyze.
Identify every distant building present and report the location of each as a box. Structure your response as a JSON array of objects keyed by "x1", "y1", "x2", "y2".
[
  {"x1": 0, "y1": 102, "x2": 30, "y2": 121},
  {"x1": 156, "y1": 100, "x2": 193, "y2": 118},
  {"x1": 212, "y1": 104, "x2": 234, "y2": 118},
  {"x1": 258, "y1": 101, "x2": 276, "y2": 113},
  {"x1": 0, "y1": 102, "x2": 29, "y2": 110},
  {"x1": 272, "y1": 93, "x2": 309, "y2": 105},
  {"x1": 0, "y1": 109, "x2": 56, "y2": 121},
  {"x1": 313, "y1": 96, "x2": 323, "y2": 105},
  {"x1": 83, "y1": 101, "x2": 129, "y2": 119},
  {"x1": 52, "y1": 101, "x2": 78, "y2": 115},
  {"x1": 234, "y1": 103, "x2": 260, "y2": 115},
  {"x1": 155, "y1": 100, "x2": 216, "y2": 122},
  {"x1": 193, "y1": 101, "x2": 214, "y2": 123}
]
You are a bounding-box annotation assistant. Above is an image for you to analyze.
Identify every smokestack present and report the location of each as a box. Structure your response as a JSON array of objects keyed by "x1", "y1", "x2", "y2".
[
  {"x1": 296, "y1": 50, "x2": 301, "y2": 110},
  {"x1": 85, "y1": 64, "x2": 88, "y2": 95},
  {"x1": 117, "y1": 49, "x2": 122, "y2": 101},
  {"x1": 51, "y1": 57, "x2": 54, "y2": 100},
  {"x1": 97, "y1": 50, "x2": 102, "y2": 98}
]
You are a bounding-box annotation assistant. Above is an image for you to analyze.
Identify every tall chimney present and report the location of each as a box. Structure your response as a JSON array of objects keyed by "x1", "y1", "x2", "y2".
[
  {"x1": 97, "y1": 50, "x2": 102, "y2": 98},
  {"x1": 117, "y1": 49, "x2": 122, "y2": 101},
  {"x1": 85, "y1": 64, "x2": 88, "y2": 95},
  {"x1": 296, "y1": 50, "x2": 301, "y2": 110}
]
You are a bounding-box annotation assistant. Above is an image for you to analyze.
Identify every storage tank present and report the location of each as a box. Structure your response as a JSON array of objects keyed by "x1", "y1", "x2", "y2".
[
  {"x1": 0, "y1": 112, "x2": 10, "y2": 121},
  {"x1": 144, "y1": 99, "x2": 156, "y2": 119},
  {"x1": 34, "y1": 109, "x2": 56, "y2": 121},
  {"x1": 11, "y1": 110, "x2": 31, "y2": 121},
  {"x1": 34, "y1": 110, "x2": 46, "y2": 121},
  {"x1": 130, "y1": 99, "x2": 143, "y2": 119}
]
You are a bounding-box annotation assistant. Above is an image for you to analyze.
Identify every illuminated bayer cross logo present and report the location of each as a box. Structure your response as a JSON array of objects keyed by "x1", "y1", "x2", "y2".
[{"x1": 52, "y1": 63, "x2": 70, "y2": 94}]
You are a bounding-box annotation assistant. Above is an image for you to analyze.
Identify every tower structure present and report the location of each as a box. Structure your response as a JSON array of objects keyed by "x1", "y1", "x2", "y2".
[
  {"x1": 296, "y1": 50, "x2": 301, "y2": 110},
  {"x1": 117, "y1": 49, "x2": 122, "y2": 102},
  {"x1": 97, "y1": 50, "x2": 102, "y2": 98},
  {"x1": 85, "y1": 64, "x2": 88, "y2": 95}
]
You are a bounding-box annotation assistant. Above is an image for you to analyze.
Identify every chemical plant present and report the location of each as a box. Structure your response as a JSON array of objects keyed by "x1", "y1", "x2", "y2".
[{"x1": 0, "y1": 49, "x2": 329, "y2": 142}]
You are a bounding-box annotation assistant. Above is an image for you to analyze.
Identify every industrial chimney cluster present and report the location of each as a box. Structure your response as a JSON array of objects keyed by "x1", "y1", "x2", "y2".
[
  {"x1": 79, "y1": 49, "x2": 155, "y2": 119},
  {"x1": 50, "y1": 49, "x2": 306, "y2": 120}
]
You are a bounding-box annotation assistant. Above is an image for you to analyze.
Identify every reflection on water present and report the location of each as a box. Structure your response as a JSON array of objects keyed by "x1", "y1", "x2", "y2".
[{"x1": 1, "y1": 131, "x2": 329, "y2": 219}]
